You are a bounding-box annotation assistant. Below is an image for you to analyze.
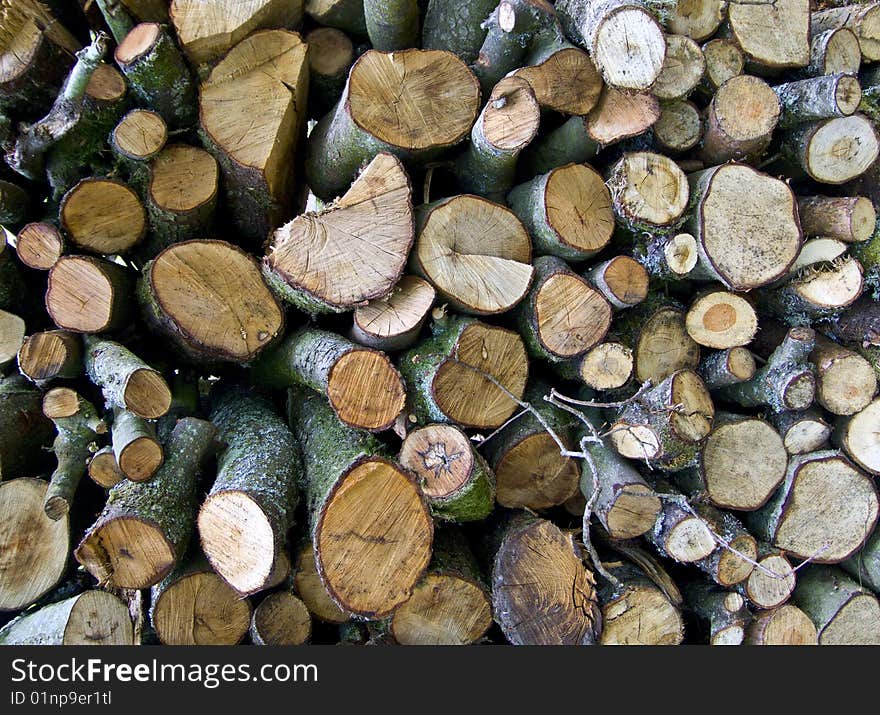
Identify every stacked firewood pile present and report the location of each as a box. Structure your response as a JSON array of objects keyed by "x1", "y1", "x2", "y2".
[{"x1": 0, "y1": 0, "x2": 879, "y2": 646}]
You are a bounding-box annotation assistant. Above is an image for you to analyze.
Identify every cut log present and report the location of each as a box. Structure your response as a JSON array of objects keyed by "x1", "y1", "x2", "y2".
[
  {"x1": 683, "y1": 583, "x2": 750, "y2": 646},
  {"x1": 60, "y1": 178, "x2": 146, "y2": 255},
  {"x1": 774, "y1": 74, "x2": 862, "y2": 128},
  {"x1": 0, "y1": 478, "x2": 69, "y2": 610},
  {"x1": 806, "y1": 27, "x2": 861, "y2": 77},
  {"x1": 734, "y1": 544, "x2": 796, "y2": 610},
  {"x1": 491, "y1": 513, "x2": 599, "y2": 645},
  {"x1": 690, "y1": 503, "x2": 757, "y2": 588},
  {"x1": 810, "y1": 335, "x2": 877, "y2": 416},
  {"x1": 0, "y1": 590, "x2": 132, "y2": 645},
  {"x1": 598, "y1": 560, "x2": 684, "y2": 645},
  {"x1": 46, "y1": 255, "x2": 135, "y2": 334},
  {"x1": 835, "y1": 398, "x2": 880, "y2": 475},
  {"x1": 411, "y1": 195, "x2": 533, "y2": 316},
  {"x1": 200, "y1": 29, "x2": 308, "y2": 242},
  {"x1": 250, "y1": 591, "x2": 311, "y2": 645},
  {"x1": 516, "y1": 256, "x2": 612, "y2": 363},
  {"x1": 514, "y1": 43, "x2": 603, "y2": 116},
  {"x1": 84, "y1": 335, "x2": 171, "y2": 419},
  {"x1": 631, "y1": 232, "x2": 699, "y2": 280},
  {"x1": 507, "y1": 163, "x2": 614, "y2": 263},
  {"x1": 607, "y1": 152, "x2": 690, "y2": 230},
  {"x1": 700, "y1": 38, "x2": 743, "y2": 92},
  {"x1": 772, "y1": 408, "x2": 832, "y2": 455},
  {"x1": 0, "y1": 309, "x2": 23, "y2": 369},
  {"x1": 586, "y1": 256, "x2": 648, "y2": 311},
  {"x1": 251, "y1": 328, "x2": 405, "y2": 432},
  {"x1": 718, "y1": 327, "x2": 816, "y2": 413},
  {"x1": 798, "y1": 195, "x2": 875, "y2": 244},
  {"x1": 111, "y1": 110, "x2": 168, "y2": 174},
  {"x1": 745, "y1": 604, "x2": 817, "y2": 645},
  {"x1": 652, "y1": 99, "x2": 702, "y2": 154},
  {"x1": 88, "y1": 446, "x2": 123, "y2": 489},
  {"x1": 75, "y1": 417, "x2": 216, "y2": 589},
  {"x1": 114, "y1": 23, "x2": 197, "y2": 129},
  {"x1": 15, "y1": 222, "x2": 64, "y2": 270},
  {"x1": 288, "y1": 386, "x2": 433, "y2": 619},
  {"x1": 390, "y1": 528, "x2": 492, "y2": 645},
  {"x1": 198, "y1": 387, "x2": 299, "y2": 596},
  {"x1": 574, "y1": 342, "x2": 634, "y2": 391},
  {"x1": 746, "y1": 450, "x2": 879, "y2": 563},
  {"x1": 170, "y1": 0, "x2": 303, "y2": 65},
  {"x1": 667, "y1": 0, "x2": 723, "y2": 42},
  {"x1": 609, "y1": 368, "x2": 714, "y2": 470},
  {"x1": 42, "y1": 387, "x2": 105, "y2": 520},
  {"x1": 781, "y1": 115, "x2": 879, "y2": 185},
  {"x1": 150, "y1": 557, "x2": 252, "y2": 645},
  {"x1": 455, "y1": 76, "x2": 540, "y2": 200},
  {"x1": 350, "y1": 275, "x2": 435, "y2": 352},
  {"x1": 701, "y1": 75, "x2": 780, "y2": 165},
  {"x1": 687, "y1": 164, "x2": 802, "y2": 291},
  {"x1": 646, "y1": 489, "x2": 716, "y2": 565},
  {"x1": 727, "y1": 0, "x2": 810, "y2": 70},
  {"x1": 304, "y1": 27, "x2": 353, "y2": 118},
  {"x1": 399, "y1": 423, "x2": 494, "y2": 522},
  {"x1": 697, "y1": 347, "x2": 756, "y2": 389},
  {"x1": 293, "y1": 542, "x2": 350, "y2": 624},
  {"x1": 112, "y1": 408, "x2": 162, "y2": 482},
  {"x1": 264, "y1": 153, "x2": 413, "y2": 315},
  {"x1": 401, "y1": 315, "x2": 528, "y2": 430},
  {"x1": 766, "y1": 254, "x2": 864, "y2": 323},
  {"x1": 812, "y1": 3, "x2": 880, "y2": 63},
  {"x1": 794, "y1": 566, "x2": 880, "y2": 645},
  {"x1": 685, "y1": 290, "x2": 757, "y2": 350},
  {"x1": 555, "y1": 0, "x2": 666, "y2": 91},
  {"x1": 652, "y1": 34, "x2": 705, "y2": 101},
  {"x1": 305, "y1": 49, "x2": 480, "y2": 200},
  {"x1": 141, "y1": 239, "x2": 284, "y2": 363},
  {"x1": 304, "y1": 0, "x2": 366, "y2": 37},
  {"x1": 482, "y1": 380, "x2": 580, "y2": 511},
  {"x1": 363, "y1": 0, "x2": 418, "y2": 51}
]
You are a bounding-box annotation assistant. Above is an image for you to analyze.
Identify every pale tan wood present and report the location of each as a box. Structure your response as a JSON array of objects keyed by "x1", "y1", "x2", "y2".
[
  {"x1": 685, "y1": 291, "x2": 757, "y2": 349},
  {"x1": 250, "y1": 592, "x2": 311, "y2": 645},
  {"x1": 15, "y1": 222, "x2": 63, "y2": 270},
  {"x1": 112, "y1": 109, "x2": 167, "y2": 161},
  {"x1": 61, "y1": 179, "x2": 146, "y2": 255}
]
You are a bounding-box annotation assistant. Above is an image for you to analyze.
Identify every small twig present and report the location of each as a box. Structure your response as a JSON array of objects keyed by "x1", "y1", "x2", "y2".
[
  {"x1": 549, "y1": 381, "x2": 653, "y2": 409},
  {"x1": 473, "y1": 407, "x2": 529, "y2": 446}
]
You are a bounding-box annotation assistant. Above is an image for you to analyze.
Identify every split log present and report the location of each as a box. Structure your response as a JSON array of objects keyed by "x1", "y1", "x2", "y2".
[
  {"x1": 288, "y1": 386, "x2": 433, "y2": 619},
  {"x1": 685, "y1": 290, "x2": 757, "y2": 350},
  {"x1": 0, "y1": 375, "x2": 54, "y2": 479},
  {"x1": 746, "y1": 450, "x2": 879, "y2": 563},
  {"x1": 575, "y1": 342, "x2": 634, "y2": 391},
  {"x1": 607, "y1": 152, "x2": 690, "y2": 230},
  {"x1": 250, "y1": 591, "x2": 312, "y2": 645},
  {"x1": 687, "y1": 164, "x2": 802, "y2": 291},
  {"x1": 303, "y1": 0, "x2": 366, "y2": 37},
  {"x1": 15, "y1": 222, "x2": 64, "y2": 270},
  {"x1": 76, "y1": 417, "x2": 216, "y2": 589},
  {"x1": 293, "y1": 542, "x2": 350, "y2": 624},
  {"x1": 112, "y1": 408, "x2": 162, "y2": 482},
  {"x1": 0, "y1": 478, "x2": 69, "y2": 610},
  {"x1": 305, "y1": 48, "x2": 480, "y2": 200},
  {"x1": 780, "y1": 115, "x2": 879, "y2": 185},
  {"x1": 771, "y1": 408, "x2": 832, "y2": 455},
  {"x1": 806, "y1": 27, "x2": 861, "y2": 77},
  {"x1": 609, "y1": 368, "x2": 714, "y2": 470},
  {"x1": 251, "y1": 327, "x2": 405, "y2": 432},
  {"x1": 697, "y1": 347, "x2": 756, "y2": 389},
  {"x1": 667, "y1": 0, "x2": 723, "y2": 42},
  {"x1": 683, "y1": 583, "x2": 750, "y2": 646},
  {"x1": 516, "y1": 256, "x2": 612, "y2": 364},
  {"x1": 170, "y1": 0, "x2": 303, "y2": 65},
  {"x1": 114, "y1": 23, "x2": 196, "y2": 129},
  {"x1": 774, "y1": 74, "x2": 862, "y2": 127},
  {"x1": 390, "y1": 528, "x2": 493, "y2": 645},
  {"x1": 598, "y1": 560, "x2": 684, "y2": 645},
  {"x1": 60, "y1": 178, "x2": 146, "y2": 255},
  {"x1": 88, "y1": 446, "x2": 123, "y2": 489},
  {"x1": 652, "y1": 100, "x2": 702, "y2": 154},
  {"x1": 700, "y1": 75, "x2": 780, "y2": 165},
  {"x1": 482, "y1": 380, "x2": 580, "y2": 511},
  {"x1": 812, "y1": 3, "x2": 880, "y2": 63},
  {"x1": 555, "y1": 0, "x2": 666, "y2": 91},
  {"x1": 652, "y1": 34, "x2": 705, "y2": 101},
  {"x1": 264, "y1": 153, "x2": 413, "y2": 315},
  {"x1": 0, "y1": 590, "x2": 133, "y2": 645},
  {"x1": 513, "y1": 40, "x2": 603, "y2": 116},
  {"x1": 734, "y1": 544, "x2": 796, "y2": 611},
  {"x1": 363, "y1": 0, "x2": 418, "y2": 51},
  {"x1": 421, "y1": 0, "x2": 496, "y2": 63},
  {"x1": 455, "y1": 76, "x2": 540, "y2": 200},
  {"x1": 507, "y1": 163, "x2": 614, "y2": 263},
  {"x1": 727, "y1": 0, "x2": 810, "y2": 71},
  {"x1": 350, "y1": 276, "x2": 435, "y2": 352},
  {"x1": 198, "y1": 387, "x2": 299, "y2": 595},
  {"x1": 399, "y1": 423, "x2": 495, "y2": 522},
  {"x1": 140, "y1": 239, "x2": 284, "y2": 363},
  {"x1": 304, "y1": 27, "x2": 353, "y2": 118},
  {"x1": 745, "y1": 604, "x2": 817, "y2": 645},
  {"x1": 799, "y1": 196, "x2": 875, "y2": 244},
  {"x1": 789, "y1": 238, "x2": 849, "y2": 275},
  {"x1": 793, "y1": 566, "x2": 880, "y2": 645},
  {"x1": 46, "y1": 255, "x2": 135, "y2": 334},
  {"x1": 842, "y1": 525, "x2": 880, "y2": 592},
  {"x1": 700, "y1": 38, "x2": 743, "y2": 93},
  {"x1": 150, "y1": 557, "x2": 252, "y2": 645},
  {"x1": 834, "y1": 398, "x2": 880, "y2": 475},
  {"x1": 42, "y1": 387, "x2": 105, "y2": 520},
  {"x1": 200, "y1": 29, "x2": 308, "y2": 242},
  {"x1": 490, "y1": 513, "x2": 599, "y2": 645},
  {"x1": 84, "y1": 335, "x2": 171, "y2": 419},
  {"x1": 810, "y1": 335, "x2": 877, "y2": 416},
  {"x1": 410, "y1": 196, "x2": 534, "y2": 316}
]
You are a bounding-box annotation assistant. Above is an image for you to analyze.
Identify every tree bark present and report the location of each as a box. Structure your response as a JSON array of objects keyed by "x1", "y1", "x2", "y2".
[
  {"x1": 363, "y1": 0, "x2": 418, "y2": 51},
  {"x1": 112, "y1": 408, "x2": 162, "y2": 482},
  {"x1": 774, "y1": 74, "x2": 861, "y2": 127},
  {"x1": 793, "y1": 566, "x2": 880, "y2": 645},
  {"x1": 0, "y1": 375, "x2": 55, "y2": 480},
  {"x1": 697, "y1": 347, "x2": 756, "y2": 389},
  {"x1": 812, "y1": 3, "x2": 880, "y2": 62},
  {"x1": 421, "y1": 0, "x2": 496, "y2": 63}
]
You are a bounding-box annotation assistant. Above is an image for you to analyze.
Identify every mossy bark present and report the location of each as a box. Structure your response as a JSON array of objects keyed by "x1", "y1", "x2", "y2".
[
  {"x1": 0, "y1": 375, "x2": 55, "y2": 480},
  {"x1": 363, "y1": 0, "x2": 418, "y2": 51},
  {"x1": 422, "y1": 0, "x2": 497, "y2": 63},
  {"x1": 252, "y1": 327, "x2": 359, "y2": 390},
  {"x1": 793, "y1": 565, "x2": 879, "y2": 642},
  {"x1": 83, "y1": 335, "x2": 166, "y2": 416},
  {"x1": 518, "y1": 116, "x2": 598, "y2": 178}
]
